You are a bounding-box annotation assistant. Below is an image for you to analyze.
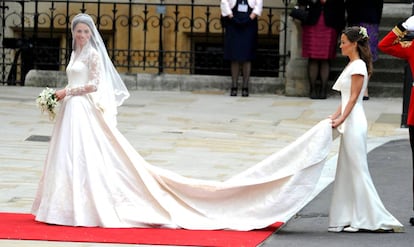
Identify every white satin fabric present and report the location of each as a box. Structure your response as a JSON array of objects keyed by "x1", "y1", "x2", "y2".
[
  {"x1": 32, "y1": 44, "x2": 335, "y2": 230},
  {"x1": 330, "y1": 59, "x2": 403, "y2": 231}
]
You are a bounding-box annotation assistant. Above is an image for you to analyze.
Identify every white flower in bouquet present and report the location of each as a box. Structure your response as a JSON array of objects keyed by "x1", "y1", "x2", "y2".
[{"x1": 36, "y1": 87, "x2": 58, "y2": 121}]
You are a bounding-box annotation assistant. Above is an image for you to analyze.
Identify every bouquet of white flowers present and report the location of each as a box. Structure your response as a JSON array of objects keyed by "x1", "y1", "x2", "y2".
[{"x1": 36, "y1": 87, "x2": 58, "y2": 120}]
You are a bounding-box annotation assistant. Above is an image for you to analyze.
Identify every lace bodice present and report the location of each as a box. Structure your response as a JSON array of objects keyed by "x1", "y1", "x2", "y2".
[{"x1": 65, "y1": 45, "x2": 101, "y2": 96}]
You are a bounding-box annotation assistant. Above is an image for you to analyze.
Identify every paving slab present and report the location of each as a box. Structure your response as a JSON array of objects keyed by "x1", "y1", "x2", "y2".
[{"x1": 0, "y1": 86, "x2": 410, "y2": 246}]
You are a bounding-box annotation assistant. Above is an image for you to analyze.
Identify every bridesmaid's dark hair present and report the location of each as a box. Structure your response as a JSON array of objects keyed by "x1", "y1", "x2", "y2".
[{"x1": 342, "y1": 26, "x2": 373, "y2": 77}]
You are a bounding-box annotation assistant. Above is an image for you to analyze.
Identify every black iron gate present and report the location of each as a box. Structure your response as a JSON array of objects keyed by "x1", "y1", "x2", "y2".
[{"x1": 0, "y1": 0, "x2": 290, "y2": 85}]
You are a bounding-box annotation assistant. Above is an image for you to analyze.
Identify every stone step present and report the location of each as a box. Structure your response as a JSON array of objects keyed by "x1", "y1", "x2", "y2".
[
  {"x1": 329, "y1": 19, "x2": 409, "y2": 97},
  {"x1": 331, "y1": 54, "x2": 407, "y2": 71},
  {"x1": 323, "y1": 3, "x2": 413, "y2": 97},
  {"x1": 330, "y1": 67, "x2": 405, "y2": 83},
  {"x1": 374, "y1": 54, "x2": 407, "y2": 68},
  {"x1": 371, "y1": 69, "x2": 405, "y2": 83},
  {"x1": 365, "y1": 81, "x2": 404, "y2": 97}
]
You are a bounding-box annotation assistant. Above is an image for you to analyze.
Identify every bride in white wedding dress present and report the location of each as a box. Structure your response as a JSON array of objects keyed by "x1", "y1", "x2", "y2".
[{"x1": 32, "y1": 13, "x2": 335, "y2": 230}]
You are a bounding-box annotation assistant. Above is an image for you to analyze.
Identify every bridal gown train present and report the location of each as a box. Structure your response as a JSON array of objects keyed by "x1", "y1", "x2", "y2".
[
  {"x1": 32, "y1": 50, "x2": 334, "y2": 230},
  {"x1": 31, "y1": 97, "x2": 333, "y2": 230}
]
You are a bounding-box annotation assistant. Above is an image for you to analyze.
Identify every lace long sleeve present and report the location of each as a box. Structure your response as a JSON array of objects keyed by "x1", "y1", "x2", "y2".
[
  {"x1": 66, "y1": 50, "x2": 101, "y2": 96},
  {"x1": 65, "y1": 84, "x2": 97, "y2": 96}
]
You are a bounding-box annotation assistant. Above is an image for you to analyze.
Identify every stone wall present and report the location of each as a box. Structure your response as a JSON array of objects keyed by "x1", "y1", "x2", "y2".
[{"x1": 25, "y1": 69, "x2": 285, "y2": 94}]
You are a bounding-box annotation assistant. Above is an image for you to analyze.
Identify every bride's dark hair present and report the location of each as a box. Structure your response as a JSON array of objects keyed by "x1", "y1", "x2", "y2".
[{"x1": 342, "y1": 26, "x2": 373, "y2": 77}]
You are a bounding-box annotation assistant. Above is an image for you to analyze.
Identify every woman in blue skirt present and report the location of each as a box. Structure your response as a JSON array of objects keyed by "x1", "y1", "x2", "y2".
[{"x1": 221, "y1": 0, "x2": 263, "y2": 97}]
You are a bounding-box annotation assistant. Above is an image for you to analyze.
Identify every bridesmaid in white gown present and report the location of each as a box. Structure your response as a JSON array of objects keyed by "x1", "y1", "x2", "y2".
[
  {"x1": 31, "y1": 13, "x2": 333, "y2": 231},
  {"x1": 328, "y1": 26, "x2": 404, "y2": 233}
]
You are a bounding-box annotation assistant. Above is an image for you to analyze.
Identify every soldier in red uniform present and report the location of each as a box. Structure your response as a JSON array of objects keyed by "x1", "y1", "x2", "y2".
[{"x1": 378, "y1": 16, "x2": 414, "y2": 226}]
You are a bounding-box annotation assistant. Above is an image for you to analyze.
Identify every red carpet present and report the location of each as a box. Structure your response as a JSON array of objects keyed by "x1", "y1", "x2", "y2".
[{"x1": 0, "y1": 213, "x2": 283, "y2": 246}]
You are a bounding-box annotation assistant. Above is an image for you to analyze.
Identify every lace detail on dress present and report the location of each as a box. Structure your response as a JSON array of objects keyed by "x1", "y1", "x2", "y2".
[
  {"x1": 66, "y1": 48, "x2": 101, "y2": 96},
  {"x1": 66, "y1": 84, "x2": 97, "y2": 96}
]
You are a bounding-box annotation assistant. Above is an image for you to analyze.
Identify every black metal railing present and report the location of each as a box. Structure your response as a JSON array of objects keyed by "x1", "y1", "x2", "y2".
[{"x1": 0, "y1": 0, "x2": 290, "y2": 85}]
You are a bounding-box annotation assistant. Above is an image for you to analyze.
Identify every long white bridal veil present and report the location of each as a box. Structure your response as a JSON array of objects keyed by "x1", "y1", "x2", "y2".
[{"x1": 70, "y1": 13, "x2": 130, "y2": 124}]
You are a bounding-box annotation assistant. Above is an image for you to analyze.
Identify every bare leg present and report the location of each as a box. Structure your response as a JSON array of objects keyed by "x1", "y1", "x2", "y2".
[{"x1": 363, "y1": 88, "x2": 370, "y2": 100}]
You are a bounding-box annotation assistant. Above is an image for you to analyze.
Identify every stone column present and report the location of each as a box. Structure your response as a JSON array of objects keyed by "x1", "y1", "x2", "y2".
[{"x1": 285, "y1": 19, "x2": 308, "y2": 97}]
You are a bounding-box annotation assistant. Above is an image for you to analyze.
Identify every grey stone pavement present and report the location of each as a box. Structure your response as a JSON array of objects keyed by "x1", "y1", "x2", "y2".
[{"x1": 0, "y1": 86, "x2": 413, "y2": 246}]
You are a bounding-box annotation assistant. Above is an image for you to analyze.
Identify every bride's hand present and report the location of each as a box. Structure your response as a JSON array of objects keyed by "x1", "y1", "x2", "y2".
[{"x1": 55, "y1": 89, "x2": 66, "y2": 101}]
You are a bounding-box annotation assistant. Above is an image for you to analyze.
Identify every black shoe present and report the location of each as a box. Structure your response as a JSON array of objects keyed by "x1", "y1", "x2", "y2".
[
  {"x1": 319, "y1": 85, "x2": 327, "y2": 99},
  {"x1": 230, "y1": 87, "x2": 237, "y2": 96},
  {"x1": 310, "y1": 91, "x2": 318, "y2": 99},
  {"x1": 241, "y1": 88, "x2": 249, "y2": 97},
  {"x1": 309, "y1": 87, "x2": 318, "y2": 99},
  {"x1": 363, "y1": 96, "x2": 369, "y2": 100},
  {"x1": 410, "y1": 217, "x2": 414, "y2": 226},
  {"x1": 318, "y1": 91, "x2": 327, "y2": 99}
]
